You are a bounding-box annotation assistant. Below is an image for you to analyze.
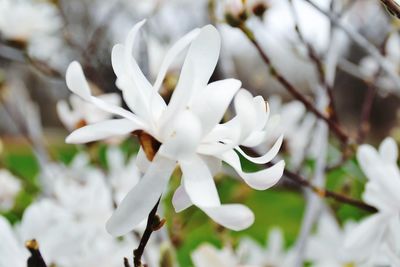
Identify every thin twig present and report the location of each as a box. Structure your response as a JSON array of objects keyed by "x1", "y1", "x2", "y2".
[
  {"x1": 283, "y1": 168, "x2": 376, "y2": 212},
  {"x1": 303, "y1": 0, "x2": 400, "y2": 90},
  {"x1": 26, "y1": 240, "x2": 48, "y2": 267},
  {"x1": 133, "y1": 197, "x2": 165, "y2": 267},
  {"x1": 238, "y1": 24, "x2": 351, "y2": 145},
  {"x1": 380, "y1": 0, "x2": 400, "y2": 19}
]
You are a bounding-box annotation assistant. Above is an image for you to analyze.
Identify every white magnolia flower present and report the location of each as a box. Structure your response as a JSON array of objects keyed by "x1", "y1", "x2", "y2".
[
  {"x1": 237, "y1": 228, "x2": 296, "y2": 267},
  {"x1": 0, "y1": 169, "x2": 21, "y2": 211},
  {"x1": 306, "y1": 212, "x2": 362, "y2": 267},
  {"x1": 0, "y1": 0, "x2": 61, "y2": 43},
  {"x1": 192, "y1": 244, "x2": 244, "y2": 267},
  {"x1": 345, "y1": 137, "x2": 400, "y2": 265},
  {"x1": 65, "y1": 21, "x2": 284, "y2": 236},
  {"x1": 57, "y1": 93, "x2": 121, "y2": 131}
]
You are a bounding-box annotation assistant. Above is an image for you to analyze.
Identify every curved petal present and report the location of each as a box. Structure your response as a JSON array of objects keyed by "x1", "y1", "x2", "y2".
[
  {"x1": 0, "y1": 217, "x2": 28, "y2": 267},
  {"x1": 180, "y1": 155, "x2": 220, "y2": 207},
  {"x1": 136, "y1": 147, "x2": 151, "y2": 173},
  {"x1": 202, "y1": 204, "x2": 254, "y2": 231},
  {"x1": 66, "y1": 119, "x2": 140, "y2": 144},
  {"x1": 220, "y1": 150, "x2": 285, "y2": 190},
  {"x1": 106, "y1": 154, "x2": 176, "y2": 236},
  {"x1": 66, "y1": 61, "x2": 92, "y2": 100},
  {"x1": 56, "y1": 100, "x2": 79, "y2": 130},
  {"x1": 236, "y1": 135, "x2": 283, "y2": 164},
  {"x1": 172, "y1": 185, "x2": 192, "y2": 212},
  {"x1": 191, "y1": 79, "x2": 242, "y2": 134},
  {"x1": 160, "y1": 25, "x2": 221, "y2": 129},
  {"x1": 158, "y1": 110, "x2": 202, "y2": 160}
]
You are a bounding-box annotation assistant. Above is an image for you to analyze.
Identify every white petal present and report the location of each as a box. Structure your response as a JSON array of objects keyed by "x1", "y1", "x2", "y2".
[
  {"x1": 181, "y1": 155, "x2": 220, "y2": 207},
  {"x1": 106, "y1": 154, "x2": 176, "y2": 236},
  {"x1": 236, "y1": 135, "x2": 283, "y2": 164},
  {"x1": 56, "y1": 100, "x2": 79, "y2": 130},
  {"x1": 160, "y1": 25, "x2": 220, "y2": 128},
  {"x1": 234, "y1": 90, "x2": 258, "y2": 141},
  {"x1": 153, "y1": 28, "x2": 201, "y2": 92},
  {"x1": 172, "y1": 185, "x2": 192, "y2": 212},
  {"x1": 191, "y1": 79, "x2": 242, "y2": 134},
  {"x1": 136, "y1": 147, "x2": 151, "y2": 173},
  {"x1": 357, "y1": 144, "x2": 381, "y2": 182},
  {"x1": 379, "y1": 137, "x2": 398, "y2": 164},
  {"x1": 0, "y1": 217, "x2": 28, "y2": 267},
  {"x1": 66, "y1": 61, "x2": 92, "y2": 100},
  {"x1": 158, "y1": 110, "x2": 202, "y2": 160},
  {"x1": 202, "y1": 204, "x2": 254, "y2": 231},
  {"x1": 220, "y1": 150, "x2": 285, "y2": 190},
  {"x1": 66, "y1": 119, "x2": 139, "y2": 144},
  {"x1": 344, "y1": 214, "x2": 388, "y2": 258}
]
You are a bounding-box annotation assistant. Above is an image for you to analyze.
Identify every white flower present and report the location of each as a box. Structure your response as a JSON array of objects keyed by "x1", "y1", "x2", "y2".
[
  {"x1": 65, "y1": 21, "x2": 284, "y2": 236},
  {"x1": 0, "y1": 0, "x2": 61, "y2": 43},
  {"x1": 0, "y1": 169, "x2": 21, "y2": 211},
  {"x1": 344, "y1": 137, "x2": 400, "y2": 265},
  {"x1": 306, "y1": 211, "x2": 363, "y2": 267},
  {"x1": 237, "y1": 228, "x2": 296, "y2": 267},
  {"x1": 192, "y1": 244, "x2": 243, "y2": 267},
  {"x1": 0, "y1": 216, "x2": 28, "y2": 267},
  {"x1": 57, "y1": 93, "x2": 121, "y2": 131}
]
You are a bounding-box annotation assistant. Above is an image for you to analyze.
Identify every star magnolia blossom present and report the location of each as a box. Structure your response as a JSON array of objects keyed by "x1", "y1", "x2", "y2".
[
  {"x1": 65, "y1": 20, "x2": 284, "y2": 236},
  {"x1": 0, "y1": 0, "x2": 61, "y2": 43},
  {"x1": 345, "y1": 137, "x2": 400, "y2": 265}
]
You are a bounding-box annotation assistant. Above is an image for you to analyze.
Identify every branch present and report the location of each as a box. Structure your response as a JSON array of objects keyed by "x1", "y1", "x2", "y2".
[
  {"x1": 133, "y1": 197, "x2": 165, "y2": 267},
  {"x1": 283, "y1": 168, "x2": 376, "y2": 213},
  {"x1": 26, "y1": 240, "x2": 48, "y2": 267},
  {"x1": 380, "y1": 0, "x2": 400, "y2": 19},
  {"x1": 238, "y1": 24, "x2": 351, "y2": 145},
  {"x1": 303, "y1": 0, "x2": 400, "y2": 91}
]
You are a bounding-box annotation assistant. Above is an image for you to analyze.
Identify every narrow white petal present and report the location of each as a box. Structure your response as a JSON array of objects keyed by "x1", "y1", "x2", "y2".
[
  {"x1": 160, "y1": 25, "x2": 220, "y2": 128},
  {"x1": 191, "y1": 79, "x2": 242, "y2": 134},
  {"x1": 66, "y1": 119, "x2": 139, "y2": 144},
  {"x1": 66, "y1": 61, "x2": 92, "y2": 100},
  {"x1": 379, "y1": 137, "x2": 398, "y2": 164},
  {"x1": 202, "y1": 204, "x2": 254, "y2": 231},
  {"x1": 220, "y1": 150, "x2": 285, "y2": 190},
  {"x1": 106, "y1": 154, "x2": 176, "y2": 236},
  {"x1": 344, "y1": 214, "x2": 388, "y2": 258},
  {"x1": 172, "y1": 185, "x2": 192, "y2": 212},
  {"x1": 357, "y1": 144, "x2": 381, "y2": 182},
  {"x1": 136, "y1": 147, "x2": 151, "y2": 173},
  {"x1": 181, "y1": 155, "x2": 220, "y2": 207},
  {"x1": 236, "y1": 135, "x2": 283, "y2": 164},
  {"x1": 153, "y1": 28, "x2": 201, "y2": 92},
  {"x1": 56, "y1": 100, "x2": 79, "y2": 130},
  {"x1": 234, "y1": 90, "x2": 258, "y2": 141}
]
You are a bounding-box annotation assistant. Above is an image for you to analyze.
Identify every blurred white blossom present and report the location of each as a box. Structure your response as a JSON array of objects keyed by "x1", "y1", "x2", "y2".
[
  {"x1": 0, "y1": 169, "x2": 21, "y2": 211},
  {"x1": 345, "y1": 137, "x2": 400, "y2": 266}
]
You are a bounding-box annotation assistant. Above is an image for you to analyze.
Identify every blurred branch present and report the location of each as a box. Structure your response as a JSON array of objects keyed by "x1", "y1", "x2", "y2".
[
  {"x1": 238, "y1": 24, "x2": 351, "y2": 145},
  {"x1": 26, "y1": 239, "x2": 48, "y2": 267},
  {"x1": 303, "y1": 0, "x2": 400, "y2": 91},
  {"x1": 288, "y1": 0, "x2": 338, "y2": 123}
]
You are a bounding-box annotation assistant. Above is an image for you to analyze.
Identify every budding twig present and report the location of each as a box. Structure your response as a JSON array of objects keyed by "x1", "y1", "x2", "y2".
[
  {"x1": 26, "y1": 239, "x2": 48, "y2": 267},
  {"x1": 238, "y1": 24, "x2": 351, "y2": 145}
]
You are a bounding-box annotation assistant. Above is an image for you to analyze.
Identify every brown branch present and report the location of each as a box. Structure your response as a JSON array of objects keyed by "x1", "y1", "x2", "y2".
[
  {"x1": 238, "y1": 24, "x2": 351, "y2": 145},
  {"x1": 242, "y1": 147, "x2": 376, "y2": 213},
  {"x1": 26, "y1": 240, "x2": 48, "y2": 267},
  {"x1": 380, "y1": 0, "x2": 400, "y2": 19},
  {"x1": 283, "y1": 168, "x2": 376, "y2": 213},
  {"x1": 133, "y1": 197, "x2": 165, "y2": 267}
]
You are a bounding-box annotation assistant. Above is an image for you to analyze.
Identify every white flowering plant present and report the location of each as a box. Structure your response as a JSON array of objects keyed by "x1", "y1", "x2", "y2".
[{"x1": 1, "y1": 0, "x2": 400, "y2": 267}]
